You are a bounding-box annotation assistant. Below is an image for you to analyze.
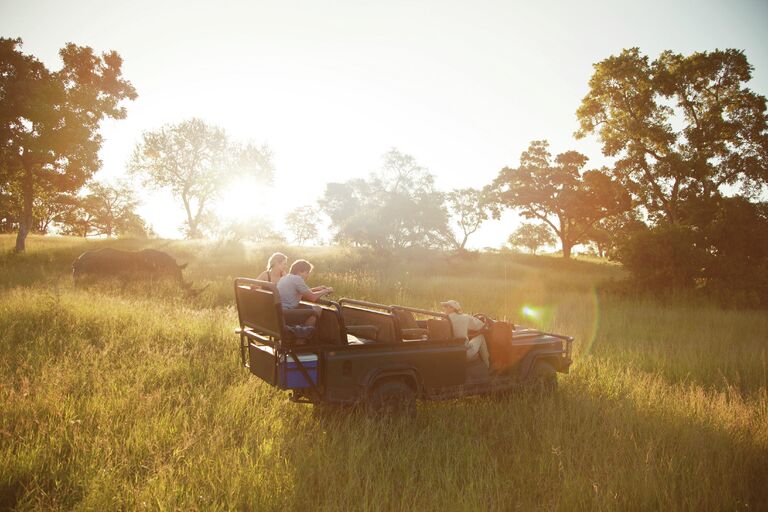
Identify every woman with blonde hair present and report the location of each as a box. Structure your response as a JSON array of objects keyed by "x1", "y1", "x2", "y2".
[{"x1": 257, "y1": 252, "x2": 288, "y2": 284}]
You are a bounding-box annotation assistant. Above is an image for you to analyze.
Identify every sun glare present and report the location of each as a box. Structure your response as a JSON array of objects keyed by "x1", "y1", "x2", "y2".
[{"x1": 216, "y1": 177, "x2": 279, "y2": 224}]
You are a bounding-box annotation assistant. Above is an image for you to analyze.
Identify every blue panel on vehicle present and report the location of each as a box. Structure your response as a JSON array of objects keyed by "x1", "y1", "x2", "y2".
[{"x1": 280, "y1": 353, "x2": 318, "y2": 389}]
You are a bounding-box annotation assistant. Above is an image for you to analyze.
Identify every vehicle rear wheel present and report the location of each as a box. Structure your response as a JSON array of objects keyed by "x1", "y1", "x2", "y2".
[
  {"x1": 528, "y1": 360, "x2": 557, "y2": 395},
  {"x1": 366, "y1": 379, "x2": 416, "y2": 419}
]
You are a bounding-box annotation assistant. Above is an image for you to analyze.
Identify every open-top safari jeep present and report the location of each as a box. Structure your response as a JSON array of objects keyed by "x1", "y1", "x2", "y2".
[{"x1": 235, "y1": 278, "x2": 573, "y2": 417}]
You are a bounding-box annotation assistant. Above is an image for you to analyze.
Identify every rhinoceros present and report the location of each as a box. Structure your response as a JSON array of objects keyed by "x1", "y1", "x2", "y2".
[{"x1": 72, "y1": 248, "x2": 197, "y2": 291}]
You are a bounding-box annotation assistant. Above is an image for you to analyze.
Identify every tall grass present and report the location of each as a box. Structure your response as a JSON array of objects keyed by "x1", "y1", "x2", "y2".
[{"x1": 1, "y1": 235, "x2": 766, "y2": 510}]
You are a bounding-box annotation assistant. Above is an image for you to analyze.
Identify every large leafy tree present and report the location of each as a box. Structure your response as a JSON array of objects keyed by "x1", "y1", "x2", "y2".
[
  {"x1": 489, "y1": 140, "x2": 631, "y2": 258},
  {"x1": 319, "y1": 149, "x2": 450, "y2": 250},
  {"x1": 129, "y1": 118, "x2": 273, "y2": 238},
  {"x1": 0, "y1": 38, "x2": 137, "y2": 252},
  {"x1": 576, "y1": 48, "x2": 768, "y2": 223}
]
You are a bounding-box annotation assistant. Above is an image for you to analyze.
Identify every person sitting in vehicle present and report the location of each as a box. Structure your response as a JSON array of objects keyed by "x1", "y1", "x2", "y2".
[
  {"x1": 257, "y1": 252, "x2": 288, "y2": 284},
  {"x1": 277, "y1": 259, "x2": 333, "y2": 327},
  {"x1": 441, "y1": 299, "x2": 490, "y2": 368}
]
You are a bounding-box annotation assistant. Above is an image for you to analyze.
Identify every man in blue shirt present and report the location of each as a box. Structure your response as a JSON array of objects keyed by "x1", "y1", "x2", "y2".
[{"x1": 277, "y1": 259, "x2": 333, "y2": 327}]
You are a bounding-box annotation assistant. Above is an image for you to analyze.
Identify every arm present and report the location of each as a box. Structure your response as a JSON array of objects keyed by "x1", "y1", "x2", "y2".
[
  {"x1": 468, "y1": 315, "x2": 485, "y2": 331},
  {"x1": 300, "y1": 287, "x2": 333, "y2": 302}
]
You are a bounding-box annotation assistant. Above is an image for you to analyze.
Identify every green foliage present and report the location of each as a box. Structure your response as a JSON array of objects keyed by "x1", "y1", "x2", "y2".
[
  {"x1": 128, "y1": 118, "x2": 273, "y2": 239},
  {"x1": 0, "y1": 38, "x2": 137, "y2": 252},
  {"x1": 319, "y1": 149, "x2": 451, "y2": 250},
  {"x1": 577, "y1": 48, "x2": 768, "y2": 224},
  {"x1": 617, "y1": 198, "x2": 768, "y2": 305},
  {"x1": 584, "y1": 210, "x2": 647, "y2": 259},
  {"x1": 507, "y1": 222, "x2": 555, "y2": 254},
  {"x1": 57, "y1": 181, "x2": 149, "y2": 238},
  {"x1": 618, "y1": 224, "x2": 705, "y2": 290},
  {"x1": 0, "y1": 235, "x2": 766, "y2": 510},
  {"x1": 489, "y1": 140, "x2": 631, "y2": 258}
]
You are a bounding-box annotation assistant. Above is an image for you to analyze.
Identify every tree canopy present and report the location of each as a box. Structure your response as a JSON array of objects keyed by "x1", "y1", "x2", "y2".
[
  {"x1": 489, "y1": 140, "x2": 631, "y2": 258},
  {"x1": 445, "y1": 188, "x2": 490, "y2": 250},
  {"x1": 285, "y1": 206, "x2": 320, "y2": 245},
  {"x1": 0, "y1": 37, "x2": 137, "y2": 251},
  {"x1": 576, "y1": 48, "x2": 768, "y2": 224},
  {"x1": 319, "y1": 149, "x2": 450, "y2": 250},
  {"x1": 57, "y1": 182, "x2": 147, "y2": 238},
  {"x1": 507, "y1": 223, "x2": 555, "y2": 255},
  {"x1": 128, "y1": 118, "x2": 273, "y2": 238}
]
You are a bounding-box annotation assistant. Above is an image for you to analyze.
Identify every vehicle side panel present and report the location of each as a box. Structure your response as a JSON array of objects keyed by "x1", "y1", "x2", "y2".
[{"x1": 322, "y1": 342, "x2": 466, "y2": 403}]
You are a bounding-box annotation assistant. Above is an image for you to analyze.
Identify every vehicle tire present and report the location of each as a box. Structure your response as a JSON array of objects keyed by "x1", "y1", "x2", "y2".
[
  {"x1": 366, "y1": 379, "x2": 416, "y2": 419},
  {"x1": 528, "y1": 360, "x2": 557, "y2": 395}
]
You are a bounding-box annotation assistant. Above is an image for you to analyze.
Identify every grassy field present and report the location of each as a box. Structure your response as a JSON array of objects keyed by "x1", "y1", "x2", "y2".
[{"x1": 1, "y1": 235, "x2": 767, "y2": 511}]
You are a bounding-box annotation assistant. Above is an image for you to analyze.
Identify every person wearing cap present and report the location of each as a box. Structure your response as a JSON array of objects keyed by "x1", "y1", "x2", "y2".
[{"x1": 440, "y1": 299, "x2": 490, "y2": 368}]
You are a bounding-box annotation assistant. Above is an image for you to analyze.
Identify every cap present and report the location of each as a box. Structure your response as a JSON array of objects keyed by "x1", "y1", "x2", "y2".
[{"x1": 440, "y1": 300, "x2": 462, "y2": 313}]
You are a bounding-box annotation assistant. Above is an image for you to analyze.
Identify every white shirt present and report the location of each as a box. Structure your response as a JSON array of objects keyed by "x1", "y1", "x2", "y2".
[{"x1": 448, "y1": 312, "x2": 484, "y2": 340}]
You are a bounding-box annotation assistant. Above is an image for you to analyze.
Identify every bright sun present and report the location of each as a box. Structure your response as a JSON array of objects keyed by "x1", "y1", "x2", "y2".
[{"x1": 215, "y1": 177, "x2": 281, "y2": 224}]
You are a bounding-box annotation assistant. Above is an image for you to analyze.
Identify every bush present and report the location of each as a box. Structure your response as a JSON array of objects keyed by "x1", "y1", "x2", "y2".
[
  {"x1": 617, "y1": 225, "x2": 707, "y2": 290},
  {"x1": 618, "y1": 199, "x2": 768, "y2": 306}
]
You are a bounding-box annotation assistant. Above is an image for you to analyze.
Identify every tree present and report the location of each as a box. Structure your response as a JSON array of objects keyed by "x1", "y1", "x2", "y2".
[
  {"x1": 84, "y1": 181, "x2": 146, "y2": 237},
  {"x1": 285, "y1": 206, "x2": 319, "y2": 245},
  {"x1": 584, "y1": 210, "x2": 646, "y2": 259},
  {"x1": 576, "y1": 48, "x2": 768, "y2": 224},
  {"x1": 57, "y1": 182, "x2": 148, "y2": 237},
  {"x1": 507, "y1": 223, "x2": 555, "y2": 255},
  {"x1": 617, "y1": 224, "x2": 705, "y2": 290},
  {"x1": 489, "y1": 140, "x2": 631, "y2": 258},
  {"x1": 319, "y1": 149, "x2": 451, "y2": 250},
  {"x1": 445, "y1": 188, "x2": 490, "y2": 250},
  {"x1": 0, "y1": 38, "x2": 137, "y2": 252},
  {"x1": 128, "y1": 118, "x2": 273, "y2": 238}
]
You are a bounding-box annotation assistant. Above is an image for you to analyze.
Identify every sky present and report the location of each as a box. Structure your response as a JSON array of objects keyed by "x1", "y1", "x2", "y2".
[{"x1": 1, "y1": 0, "x2": 767, "y2": 248}]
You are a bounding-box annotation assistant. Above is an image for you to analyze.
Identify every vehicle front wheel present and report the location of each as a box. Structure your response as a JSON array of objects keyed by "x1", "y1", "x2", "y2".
[
  {"x1": 366, "y1": 379, "x2": 416, "y2": 419},
  {"x1": 528, "y1": 360, "x2": 558, "y2": 395}
]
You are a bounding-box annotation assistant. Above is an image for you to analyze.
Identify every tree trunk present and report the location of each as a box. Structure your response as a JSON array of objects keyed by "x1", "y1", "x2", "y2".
[
  {"x1": 14, "y1": 166, "x2": 34, "y2": 253},
  {"x1": 181, "y1": 192, "x2": 199, "y2": 239},
  {"x1": 561, "y1": 239, "x2": 572, "y2": 259}
]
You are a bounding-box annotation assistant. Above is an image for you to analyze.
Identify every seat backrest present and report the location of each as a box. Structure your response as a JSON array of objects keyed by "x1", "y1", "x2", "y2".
[
  {"x1": 234, "y1": 278, "x2": 284, "y2": 338},
  {"x1": 426, "y1": 318, "x2": 454, "y2": 342},
  {"x1": 315, "y1": 303, "x2": 347, "y2": 345},
  {"x1": 394, "y1": 308, "x2": 419, "y2": 330},
  {"x1": 341, "y1": 305, "x2": 399, "y2": 343}
]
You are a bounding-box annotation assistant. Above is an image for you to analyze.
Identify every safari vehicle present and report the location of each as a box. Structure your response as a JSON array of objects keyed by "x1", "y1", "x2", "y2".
[{"x1": 235, "y1": 278, "x2": 573, "y2": 417}]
